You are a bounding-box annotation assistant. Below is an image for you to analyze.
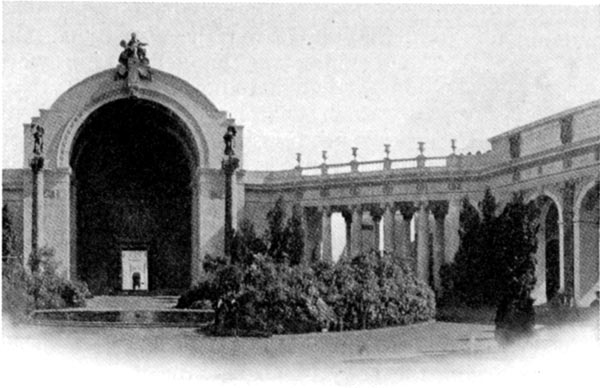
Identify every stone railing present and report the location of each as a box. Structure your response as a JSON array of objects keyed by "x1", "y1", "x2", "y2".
[
  {"x1": 298, "y1": 155, "x2": 454, "y2": 177},
  {"x1": 247, "y1": 144, "x2": 497, "y2": 184}
]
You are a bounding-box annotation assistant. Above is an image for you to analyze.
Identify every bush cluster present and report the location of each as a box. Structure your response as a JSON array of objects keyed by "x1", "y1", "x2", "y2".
[
  {"x1": 28, "y1": 249, "x2": 91, "y2": 309},
  {"x1": 177, "y1": 251, "x2": 435, "y2": 336},
  {"x1": 2, "y1": 247, "x2": 90, "y2": 323}
]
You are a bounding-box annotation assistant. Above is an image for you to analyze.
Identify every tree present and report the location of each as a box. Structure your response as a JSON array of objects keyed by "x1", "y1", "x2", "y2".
[
  {"x1": 285, "y1": 204, "x2": 305, "y2": 266},
  {"x1": 266, "y1": 196, "x2": 288, "y2": 262},
  {"x1": 478, "y1": 187, "x2": 502, "y2": 303},
  {"x1": 441, "y1": 188, "x2": 507, "y2": 307},
  {"x1": 231, "y1": 218, "x2": 266, "y2": 267},
  {"x1": 443, "y1": 196, "x2": 484, "y2": 305},
  {"x1": 494, "y1": 192, "x2": 539, "y2": 343}
]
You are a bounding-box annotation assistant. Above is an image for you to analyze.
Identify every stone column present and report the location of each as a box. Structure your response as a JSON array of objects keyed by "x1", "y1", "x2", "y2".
[
  {"x1": 30, "y1": 156, "x2": 45, "y2": 258},
  {"x1": 370, "y1": 206, "x2": 384, "y2": 252},
  {"x1": 416, "y1": 201, "x2": 430, "y2": 283},
  {"x1": 430, "y1": 201, "x2": 449, "y2": 292},
  {"x1": 562, "y1": 180, "x2": 576, "y2": 304},
  {"x1": 398, "y1": 202, "x2": 416, "y2": 260},
  {"x1": 350, "y1": 205, "x2": 363, "y2": 257},
  {"x1": 222, "y1": 127, "x2": 240, "y2": 257},
  {"x1": 69, "y1": 174, "x2": 78, "y2": 280},
  {"x1": 321, "y1": 206, "x2": 332, "y2": 261},
  {"x1": 300, "y1": 206, "x2": 309, "y2": 260},
  {"x1": 383, "y1": 203, "x2": 395, "y2": 254},
  {"x1": 190, "y1": 169, "x2": 202, "y2": 284},
  {"x1": 342, "y1": 209, "x2": 352, "y2": 258},
  {"x1": 445, "y1": 198, "x2": 461, "y2": 263}
]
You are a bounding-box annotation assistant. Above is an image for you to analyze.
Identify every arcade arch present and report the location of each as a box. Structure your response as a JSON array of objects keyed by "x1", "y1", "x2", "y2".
[{"x1": 574, "y1": 181, "x2": 599, "y2": 305}]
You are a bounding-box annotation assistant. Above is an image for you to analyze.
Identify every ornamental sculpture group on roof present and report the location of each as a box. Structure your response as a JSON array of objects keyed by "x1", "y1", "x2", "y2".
[{"x1": 115, "y1": 32, "x2": 152, "y2": 92}]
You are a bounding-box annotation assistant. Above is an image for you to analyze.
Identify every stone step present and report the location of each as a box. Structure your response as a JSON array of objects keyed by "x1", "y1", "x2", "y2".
[{"x1": 30, "y1": 309, "x2": 215, "y2": 328}]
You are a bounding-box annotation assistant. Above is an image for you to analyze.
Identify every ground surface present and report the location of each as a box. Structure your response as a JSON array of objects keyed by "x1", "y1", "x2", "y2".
[
  {"x1": 2, "y1": 297, "x2": 599, "y2": 387},
  {"x1": 75, "y1": 295, "x2": 180, "y2": 311}
]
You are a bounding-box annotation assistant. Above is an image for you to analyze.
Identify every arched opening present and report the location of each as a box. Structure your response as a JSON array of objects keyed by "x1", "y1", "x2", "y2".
[
  {"x1": 576, "y1": 182, "x2": 599, "y2": 305},
  {"x1": 531, "y1": 196, "x2": 561, "y2": 304},
  {"x1": 70, "y1": 99, "x2": 197, "y2": 294}
]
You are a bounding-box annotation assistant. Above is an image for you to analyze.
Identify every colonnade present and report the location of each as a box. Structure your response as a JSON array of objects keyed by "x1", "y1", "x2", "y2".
[{"x1": 308, "y1": 200, "x2": 453, "y2": 291}]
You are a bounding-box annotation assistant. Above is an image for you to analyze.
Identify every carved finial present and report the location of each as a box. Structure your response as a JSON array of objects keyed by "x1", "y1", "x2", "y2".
[
  {"x1": 296, "y1": 153, "x2": 302, "y2": 167},
  {"x1": 418, "y1": 142, "x2": 425, "y2": 156},
  {"x1": 384, "y1": 144, "x2": 390, "y2": 158},
  {"x1": 451, "y1": 139, "x2": 456, "y2": 154},
  {"x1": 352, "y1": 147, "x2": 358, "y2": 160},
  {"x1": 322, "y1": 150, "x2": 328, "y2": 164}
]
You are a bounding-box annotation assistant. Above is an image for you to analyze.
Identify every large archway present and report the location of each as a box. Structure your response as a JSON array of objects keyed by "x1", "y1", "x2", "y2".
[{"x1": 71, "y1": 98, "x2": 198, "y2": 294}]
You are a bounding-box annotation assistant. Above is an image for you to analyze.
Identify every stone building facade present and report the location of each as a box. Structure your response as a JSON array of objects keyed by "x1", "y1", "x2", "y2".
[{"x1": 3, "y1": 55, "x2": 599, "y2": 304}]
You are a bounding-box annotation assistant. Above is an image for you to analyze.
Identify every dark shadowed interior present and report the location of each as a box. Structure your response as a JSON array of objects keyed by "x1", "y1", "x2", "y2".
[
  {"x1": 71, "y1": 99, "x2": 195, "y2": 294},
  {"x1": 544, "y1": 203, "x2": 559, "y2": 301}
]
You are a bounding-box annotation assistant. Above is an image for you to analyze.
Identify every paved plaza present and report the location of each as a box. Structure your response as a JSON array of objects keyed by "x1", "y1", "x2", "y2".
[{"x1": 3, "y1": 313, "x2": 598, "y2": 387}]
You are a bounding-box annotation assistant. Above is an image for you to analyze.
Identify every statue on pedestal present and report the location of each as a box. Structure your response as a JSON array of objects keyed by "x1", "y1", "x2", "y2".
[
  {"x1": 32, "y1": 123, "x2": 44, "y2": 157},
  {"x1": 115, "y1": 32, "x2": 152, "y2": 90}
]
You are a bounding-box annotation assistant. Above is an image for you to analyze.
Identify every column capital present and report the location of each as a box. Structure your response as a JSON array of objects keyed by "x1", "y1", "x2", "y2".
[
  {"x1": 428, "y1": 201, "x2": 449, "y2": 220},
  {"x1": 368, "y1": 204, "x2": 385, "y2": 221},
  {"x1": 340, "y1": 207, "x2": 353, "y2": 222},
  {"x1": 397, "y1": 202, "x2": 417, "y2": 220},
  {"x1": 350, "y1": 204, "x2": 363, "y2": 213},
  {"x1": 320, "y1": 205, "x2": 332, "y2": 216},
  {"x1": 30, "y1": 156, "x2": 45, "y2": 173}
]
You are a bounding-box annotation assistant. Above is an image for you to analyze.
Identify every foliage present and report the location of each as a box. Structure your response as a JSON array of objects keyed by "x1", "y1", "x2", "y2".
[
  {"x1": 494, "y1": 193, "x2": 539, "y2": 343},
  {"x1": 285, "y1": 204, "x2": 305, "y2": 266},
  {"x1": 180, "y1": 196, "x2": 435, "y2": 336},
  {"x1": 439, "y1": 188, "x2": 540, "y2": 342},
  {"x1": 440, "y1": 188, "x2": 504, "y2": 307},
  {"x1": 3, "y1": 248, "x2": 90, "y2": 323},
  {"x1": 178, "y1": 250, "x2": 436, "y2": 336},
  {"x1": 3, "y1": 204, "x2": 16, "y2": 257},
  {"x1": 440, "y1": 187, "x2": 542, "y2": 344},
  {"x1": 265, "y1": 197, "x2": 288, "y2": 263},
  {"x1": 230, "y1": 218, "x2": 266, "y2": 267},
  {"x1": 2, "y1": 255, "x2": 33, "y2": 323},
  {"x1": 28, "y1": 248, "x2": 90, "y2": 309}
]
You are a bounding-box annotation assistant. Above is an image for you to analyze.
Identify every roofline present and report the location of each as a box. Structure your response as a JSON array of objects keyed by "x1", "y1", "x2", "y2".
[{"x1": 488, "y1": 99, "x2": 600, "y2": 142}]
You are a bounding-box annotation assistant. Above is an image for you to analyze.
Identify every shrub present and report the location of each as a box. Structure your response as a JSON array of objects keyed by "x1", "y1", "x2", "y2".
[
  {"x1": 29, "y1": 251, "x2": 89, "y2": 310},
  {"x1": 3, "y1": 248, "x2": 90, "y2": 323},
  {"x1": 180, "y1": 250, "x2": 435, "y2": 336},
  {"x1": 330, "y1": 252, "x2": 436, "y2": 331},
  {"x1": 2, "y1": 255, "x2": 34, "y2": 323}
]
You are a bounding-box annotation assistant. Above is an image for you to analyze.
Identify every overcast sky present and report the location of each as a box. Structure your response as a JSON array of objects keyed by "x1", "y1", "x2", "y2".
[{"x1": 3, "y1": 3, "x2": 600, "y2": 170}]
